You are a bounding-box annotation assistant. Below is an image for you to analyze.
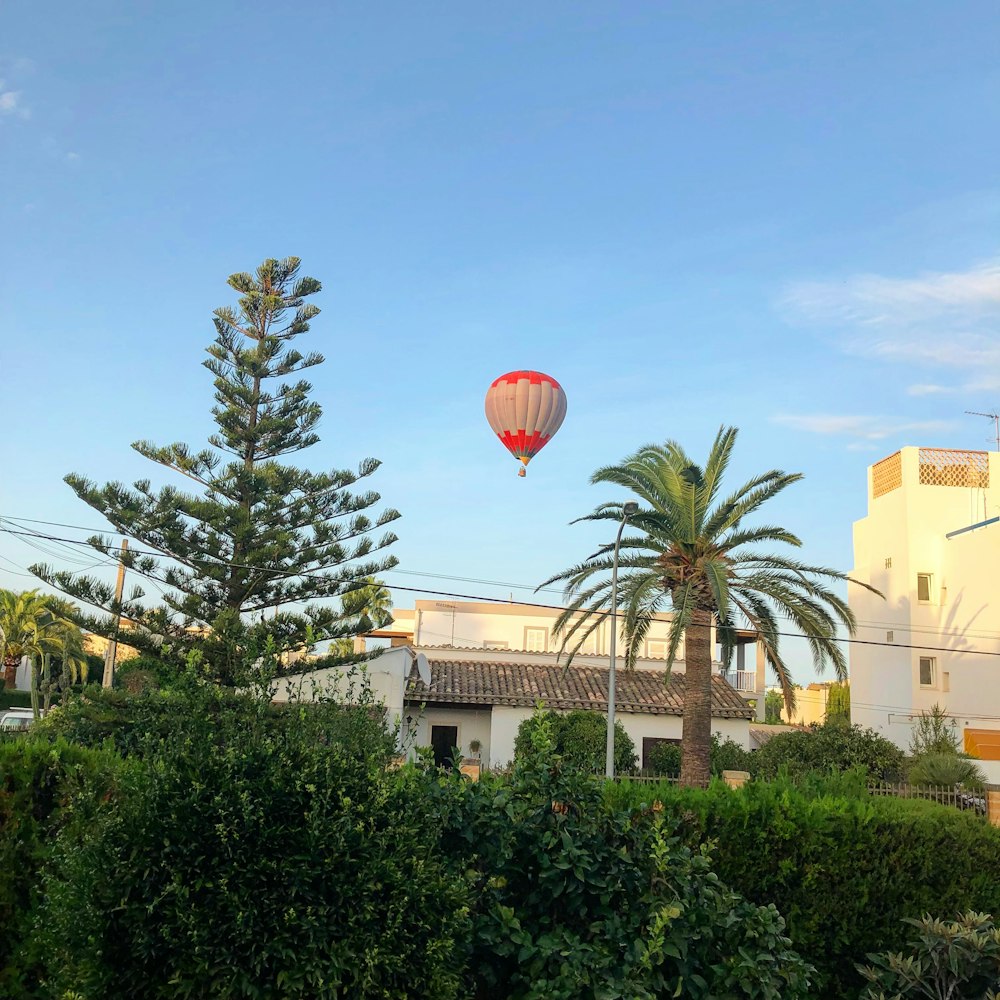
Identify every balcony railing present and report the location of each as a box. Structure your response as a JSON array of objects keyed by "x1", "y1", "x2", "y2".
[{"x1": 722, "y1": 669, "x2": 757, "y2": 693}]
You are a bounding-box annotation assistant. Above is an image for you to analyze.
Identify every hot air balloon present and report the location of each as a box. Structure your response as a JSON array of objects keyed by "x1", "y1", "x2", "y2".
[{"x1": 484, "y1": 370, "x2": 567, "y2": 476}]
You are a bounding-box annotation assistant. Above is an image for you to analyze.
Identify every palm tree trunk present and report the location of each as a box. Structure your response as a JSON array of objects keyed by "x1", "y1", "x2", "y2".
[
  {"x1": 680, "y1": 609, "x2": 713, "y2": 788},
  {"x1": 3, "y1": 656, "x2": 18, "y2": 690},
  {"x1": 29, "y1": 657, "x2": 40, "y2": 720}
]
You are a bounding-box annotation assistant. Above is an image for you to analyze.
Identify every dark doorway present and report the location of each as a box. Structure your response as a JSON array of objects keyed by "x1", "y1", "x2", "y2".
[{"x1": 430, "y1": 725, "x2": 459, "y2": 768}]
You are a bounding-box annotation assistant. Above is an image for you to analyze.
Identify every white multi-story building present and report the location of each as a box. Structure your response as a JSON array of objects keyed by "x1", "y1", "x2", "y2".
[{"x1": 849, "y1": 446, "x2": 1000, "y2": 780}]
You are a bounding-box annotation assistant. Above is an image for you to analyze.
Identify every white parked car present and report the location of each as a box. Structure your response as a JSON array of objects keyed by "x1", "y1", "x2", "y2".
[{"x1": 0, "y1": 708, "x2": 39, "y2": 731}]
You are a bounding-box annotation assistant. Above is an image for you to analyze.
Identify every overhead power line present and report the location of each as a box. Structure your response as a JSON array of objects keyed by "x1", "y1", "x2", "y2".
[
  {"x1": 2, "y1": 522, "x2": 1000, "y2": 662},
  {"x1": 7, "y1": 513, "x2": 1000, "y2": 643}
]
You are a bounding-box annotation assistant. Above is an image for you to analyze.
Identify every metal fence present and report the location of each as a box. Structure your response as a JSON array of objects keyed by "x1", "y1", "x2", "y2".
[{"x1": 867, "y1": 781, "x2": 989, "y2": 818}]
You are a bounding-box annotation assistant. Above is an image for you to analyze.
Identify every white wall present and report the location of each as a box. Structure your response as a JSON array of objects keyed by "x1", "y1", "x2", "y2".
[
  {"x1": 486, "y1": 706, "x2": 750, "y2": 770},
  {"x1": 405, "y1": 706, "x2": 494, "y2": 765},
  {"x1": 489, "y1": 705, "x2": 536, "y2": 766},
  {"x1": 272, "y1": 646, "x2": 411, "y2": 746}
]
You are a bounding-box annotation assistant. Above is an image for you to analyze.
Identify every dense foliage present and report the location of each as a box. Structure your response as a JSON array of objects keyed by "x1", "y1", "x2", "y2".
[
  {"x1": 513, "y1": 709, "x2": 637, "y2": 773},
  {"x1": 31, "y1": 258, "x2": 399, "y2": 683},
  {"x1": 0, "y1": 738, "x2": 125, "y2": 998},
  {"x1": 441, "y1": 718, "x2": 812, "y2": 999},
  {"x1": 751, "y1": 720, "x2": 905, "y2": 780},
  {"x1": 907, "y1": 751, "x2": 987, "y2": 788},
  {"x1": 35, "y1": 677, "x2": 395, "y2": 763},
  {"x1": 860, "y1": 912, "x2": 1000, "y2": 1000},
  {"x1": 644, "y1": 732, "x2": 752, "y2": 776},
  {"x1": 37, "y1": 692, "x2": 466, "y2": 1000},
  {"x1": 609, "y1": 775, "x2": 1000, "y2": 998}
]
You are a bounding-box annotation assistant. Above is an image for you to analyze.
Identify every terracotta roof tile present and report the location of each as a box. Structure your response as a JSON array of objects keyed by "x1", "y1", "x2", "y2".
[{"x1": 406, "y1": 660, "x2": 753, "y2": 719}]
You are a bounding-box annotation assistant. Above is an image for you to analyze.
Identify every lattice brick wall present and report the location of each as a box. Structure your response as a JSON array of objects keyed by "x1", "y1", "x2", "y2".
[
  {"x1": 872, "y1": 451, "x2": 902, "y2": 498},
  {"x1": 918, "y1": 448, "x2": 989, "y2": 488}
]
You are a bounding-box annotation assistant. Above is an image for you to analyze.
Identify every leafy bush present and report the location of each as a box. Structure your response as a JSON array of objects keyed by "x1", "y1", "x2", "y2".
[
  {"x1": 36, "y1": 676, "x2": 395, "y2": 764},
  {"x1": 0, "y1": 738, "x2": 125, "y2": 998},
  {"x1": 644, "y1": 732, "x2": 752, "y2": 777},
  {"x1": 644, "y1": 739, "x2": 682, "y2": 774},
  {"x1": 38, "y1": 702, "x2": 468, "y2": 999},
  {"x1": 860, "y1": 912, "x2": 1000, "y2": 999},
  {"x1": 514, "y1": 709, "x2": 637, "y2": 773},
  {"x1": 441, "y1": 718, "x2": 812, "y2": 999},
  {"x1": 609, "y1": 775, "x2": 1000, "y2": 999},
  {"x1": 751, "y1": 720, "x2": 905, "y2": 780},
  {"x1": 907, "y1": 751, "x2": 987, "y2": 788}
]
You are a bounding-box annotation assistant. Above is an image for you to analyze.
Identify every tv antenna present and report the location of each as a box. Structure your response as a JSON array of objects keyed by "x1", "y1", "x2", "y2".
[{"x1": 967, "y1": 410, "x2": 1000, "y2": 452}]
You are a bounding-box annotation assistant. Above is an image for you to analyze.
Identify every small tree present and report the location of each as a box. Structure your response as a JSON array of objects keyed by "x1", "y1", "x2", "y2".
[
  {"x1": 826, "y1": 682, "x2": 850, "y2": 725},
  {"x1": 910, "y1": 703, "x2": 961, "y2": 756},
  {"x1": 32, "y1": 259, "x2": 400, "y2": 684},
  {"x1": 764, "y1": 690, "x2": 784, "y2": 724}
]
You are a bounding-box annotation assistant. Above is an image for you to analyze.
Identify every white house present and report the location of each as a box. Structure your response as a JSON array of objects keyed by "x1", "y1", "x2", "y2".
[
  {"x1": 276, "y1": 600, "x2": 756, "y2": 769},
  {"x1": 849, "y1": 446, "x2": 1000, "y2": 781}
]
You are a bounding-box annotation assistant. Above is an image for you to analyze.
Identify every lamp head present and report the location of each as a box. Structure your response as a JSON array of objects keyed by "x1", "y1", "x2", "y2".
[{"x1": 623, "y1": 501, "x2": 639, "y2": 518}]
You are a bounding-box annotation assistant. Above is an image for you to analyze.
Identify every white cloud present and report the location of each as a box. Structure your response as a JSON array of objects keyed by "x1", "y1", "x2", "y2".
[
  {"x1": 780, "y1": 258, "x2": 1000, "y2": 394},
  {"x1": 0, "y1": 79, "x2": 30, "y2": 120},
  {"x1": 906, "y1": 383, "x2": 951, "y2": 396},
  {"x1": 772, "y1": 413, "x2": 956, "y2": 442},
  {"x1": 66, "y1": 151, "x2": 80, "y2": 162}
]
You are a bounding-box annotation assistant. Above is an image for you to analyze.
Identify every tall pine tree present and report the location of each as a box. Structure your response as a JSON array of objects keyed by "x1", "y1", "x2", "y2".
[{"x1": 32, "y1": 258, "x2": 400, "y2": 682}]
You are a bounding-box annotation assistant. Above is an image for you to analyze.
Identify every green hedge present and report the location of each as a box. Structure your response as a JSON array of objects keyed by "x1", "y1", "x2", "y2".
[
  {"x1": 37, "y1": 711, "x2": 469, "y2": 999},
  {"x1": 0, "y1": 738, "x2": 126, "y2": 998},
  {"x1": 0, "y1": 690, "x2": 32, "y2": 710},
  {"x1": 35, "y1": 682, "x2": 395, "y2": 763},
  {"x1": 608, "y1": 777, "x2": 1000, "y2": 999},
  {"x1": 749, "y1": 722, "x2": 905, "y2": 781}
]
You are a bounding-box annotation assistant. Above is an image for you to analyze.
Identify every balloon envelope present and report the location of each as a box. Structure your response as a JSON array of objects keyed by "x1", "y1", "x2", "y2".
[{"x1": 484, "y1": 370, "x2": 567, "y2": 475}]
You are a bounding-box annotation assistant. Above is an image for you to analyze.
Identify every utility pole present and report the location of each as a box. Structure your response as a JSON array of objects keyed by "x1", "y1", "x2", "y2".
[
  {"x1": 966, "y1": 410, "x2": 1000, "y2": 452},
  {"x1": 102, "y1": 539, "x2": 129, "y2": 689}
]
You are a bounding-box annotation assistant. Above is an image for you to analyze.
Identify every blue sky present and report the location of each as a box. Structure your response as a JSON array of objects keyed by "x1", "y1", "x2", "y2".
[{"x1": 2, "y1": 2, "x2": 1000, "y2": 680}]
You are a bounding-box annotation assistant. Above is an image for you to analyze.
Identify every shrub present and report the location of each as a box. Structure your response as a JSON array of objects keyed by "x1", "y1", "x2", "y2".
[
  {"x1": 36, "y1": 677, "x2": 395, "y2": 764},
  {"x1": 860, "y1": 912, "x2": 1000, "y2": 999},
  {"x1": 751, "y1": 720, "x2": 905, "y2": 780},
  {"x1": 0, "y1": 738, "x2": 125, "y2": 999},
  {"x1": 514, "y1": 709, "x2": 637, "y2": 773},
  {"x1": 764, "y1": 689, "x2": 783, "y2": 724},
  {"x1": 609, "y1": 775, "x2": 1000, "y2": 999},
  {"x1": 644, "y1": 733, "x2": 752, "y2": 777},
  {"x1": 442, "y1": 718, "x2": 812, "y2": 999},
  {"x1": 644, "y1": 739, "x2": 682, "y2": 775},
  {"x1": 909, "y1": 703, "x2": 961, "y2": 756},
  {"x1": 38, "y1": 707, "x2": 468, "y2": 999},
  {"x1": 907, "y1": 751, "x2": 986, "y2": 788}
]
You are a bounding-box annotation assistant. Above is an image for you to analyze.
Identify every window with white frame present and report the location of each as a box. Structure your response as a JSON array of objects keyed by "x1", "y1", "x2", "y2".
[
  {"x1": 917, "y1": 573, "x2": 933, "y2": 603},
  {"x1": 919, "y1": 656, "x2": 936, "y2": 687},
  {"x1": 646, "y1": 639, "x2": 669, "y2": 659},
  {"x1": 523, "y1": 627, "x2": 548, "y2": 652},
  {"x1": 483, "y1": 640, "x2": 509, "y2": 650}
]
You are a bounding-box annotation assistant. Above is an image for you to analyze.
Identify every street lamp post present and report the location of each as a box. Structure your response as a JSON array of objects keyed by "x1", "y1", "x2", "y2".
[{"x1": 606, "y1": 500, "x2": 639, "y2": 779}]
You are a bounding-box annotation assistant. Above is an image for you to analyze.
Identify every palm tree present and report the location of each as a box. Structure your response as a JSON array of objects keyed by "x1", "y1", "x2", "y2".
[
  {"x1": 341, "y1": 578, "x2": 394, "y2": 631},
  {"x1": 0, "y1": 589, "x2": 50, "y2": 689},
  {"x1": 541, "y1": 426, "x2": 876, "y2": 787}
]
